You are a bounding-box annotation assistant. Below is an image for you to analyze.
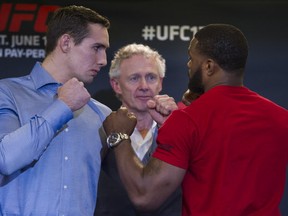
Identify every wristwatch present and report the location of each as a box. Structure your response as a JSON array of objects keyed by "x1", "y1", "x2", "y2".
[{"x1": 107, "y1": 132, "x2": 130, "y2": 148}]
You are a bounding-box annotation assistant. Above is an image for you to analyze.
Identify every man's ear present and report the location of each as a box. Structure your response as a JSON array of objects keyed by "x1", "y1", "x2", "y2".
[
  {"x1": 110, "y1": 78, "x2": 122, "y2": 94},
  {"x1": 59, "y1": 34, "x2": 72, "y2": 53},
  {"x1": 203, "y1": 58, "x2": 216, "y2": 76}
]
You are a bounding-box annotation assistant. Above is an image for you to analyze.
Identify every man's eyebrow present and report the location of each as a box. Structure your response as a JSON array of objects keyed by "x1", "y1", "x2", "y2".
[{"x1": 93, "y1": 43, "x2": 109, "y2": 49}]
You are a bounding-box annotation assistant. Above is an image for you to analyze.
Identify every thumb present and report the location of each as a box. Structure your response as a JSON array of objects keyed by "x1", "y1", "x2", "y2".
[
  {"x1": 147, "y1": 104, "x2": 167, "y2": 127},
  {"x1": 147, "y1": 100, "x2": 158, "y2": 120},
  {"x1": 147, "y1": 99, "x2": 156, "y2": 109},
  {"x1": 147, "y1": 108, "x2": 162, "y2": 123},
  {"x1": 147, "y1": 100, "x2": 162, "y2": 122}
]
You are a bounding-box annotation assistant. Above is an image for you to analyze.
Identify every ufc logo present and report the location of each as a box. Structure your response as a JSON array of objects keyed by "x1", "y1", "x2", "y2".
[{"x1": 0, "y1": 3, "x2": 59, "y2": 32}]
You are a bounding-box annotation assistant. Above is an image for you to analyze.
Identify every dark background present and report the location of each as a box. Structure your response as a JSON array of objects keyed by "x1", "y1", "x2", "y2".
[
  {"x1": 0, "y1": 0, "x2": 287, "y2": 214},
  {"x1": 1, "y1": 0, "x2": 288, "y2": 109}
]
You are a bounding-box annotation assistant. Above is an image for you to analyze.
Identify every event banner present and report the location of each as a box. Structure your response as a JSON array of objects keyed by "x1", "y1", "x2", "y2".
[{"x1": 0, "y1": 0, "x2": 287, "y2": 110}]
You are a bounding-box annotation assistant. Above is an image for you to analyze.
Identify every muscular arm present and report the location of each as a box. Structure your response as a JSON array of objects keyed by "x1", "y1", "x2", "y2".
[
  {"x1": 114, "y1": 142, "x2": 185, "y2": 211},
  {"x1": 104, "y1": 107, "x2": 185, "y2": 212}
]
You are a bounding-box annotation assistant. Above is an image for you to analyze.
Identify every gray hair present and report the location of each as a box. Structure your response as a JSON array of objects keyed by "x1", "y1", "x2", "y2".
[{"x1": 109, "y1": 43, "x2": 166, "y2": 78}]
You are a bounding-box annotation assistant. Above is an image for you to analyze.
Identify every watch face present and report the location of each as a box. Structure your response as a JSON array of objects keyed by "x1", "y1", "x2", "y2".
[
  {"x1": 107, "y1": 133, "x2": 121, "y2": 148},
  {"x1": 109, "y1": 133, "x2": 120, "y2": 143},
  {"x1": 107, "y1": 132, "x2": 129, "y2": 148}
]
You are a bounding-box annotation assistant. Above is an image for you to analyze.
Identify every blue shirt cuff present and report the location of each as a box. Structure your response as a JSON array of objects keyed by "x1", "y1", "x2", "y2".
[{"x1": 41, "y1": 99, "x2": 73, "y2": 132}]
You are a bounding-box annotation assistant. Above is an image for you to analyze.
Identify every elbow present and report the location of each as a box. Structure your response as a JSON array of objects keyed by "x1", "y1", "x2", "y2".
[
  {"x1": 0, "y1": 160, "x2": 15, "y2": 176},
  {"x1": 0, "y1": 165, "x2": 12, "y2": 176},
  {"x1": 0, "y1": 155, "x2": 23, "y2": 176},
  {"x1": 130, "y1": 194, "x2": 161, "y2": 213}
]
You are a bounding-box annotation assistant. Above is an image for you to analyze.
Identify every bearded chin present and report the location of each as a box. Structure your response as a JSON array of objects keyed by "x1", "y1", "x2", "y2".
[
  {"x1": 188, "y1": 69, "x2": 205, "y2": 95},
  {"x1": 188, "y1": 83, "x2": 204, "y2": 95}
]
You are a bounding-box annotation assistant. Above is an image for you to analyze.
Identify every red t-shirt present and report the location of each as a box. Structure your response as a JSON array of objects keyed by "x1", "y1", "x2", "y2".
[{"x1": 153, "y1": 86, "x2": 288, "y2": 216}]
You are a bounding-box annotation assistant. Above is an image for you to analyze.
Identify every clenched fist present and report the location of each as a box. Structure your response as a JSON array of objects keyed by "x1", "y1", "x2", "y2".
[
  {"x1": 103, "y1": 106, "x2": 137, "y2": 136},
  {"x1": 181, "y1": 89, "x2": 202, "y2": 106},
  {"x1": 57, "y1": 78, "x2": 91, "y2": 111},
  {"x1": 146, "y1": 94, "x2": 178, "y2": 127}
]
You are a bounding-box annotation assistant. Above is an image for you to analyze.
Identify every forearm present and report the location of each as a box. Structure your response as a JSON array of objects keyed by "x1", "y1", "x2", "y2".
[
  {"x1": 113, "y1": 140, "x2": 167, "y2": 212},
  {"x1": 103, "y1": 106, "x2": 182, "y2": 211},
  {"x1": 0, "y1": 116, "x2": 55, "y2": 175},
  {"x1": 0, "y1": 100, "x2": 72, "y2": 175}
]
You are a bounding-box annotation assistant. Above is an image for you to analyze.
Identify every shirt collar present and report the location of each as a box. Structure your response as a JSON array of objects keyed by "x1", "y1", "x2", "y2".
[
  {"x1": 152, "y1": 120, "x2": 157, "y2": 130},
  {"x1": 30, "y1": 62, "x2": 60, "y2": 90},
  {"x1": 134, "y1": 120, "x2": 158, "y2": 133}
]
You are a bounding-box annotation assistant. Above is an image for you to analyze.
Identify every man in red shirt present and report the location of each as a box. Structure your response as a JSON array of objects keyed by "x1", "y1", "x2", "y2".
[{"x1": 103, "y1": 24, "x2": 288, "y2": 216}]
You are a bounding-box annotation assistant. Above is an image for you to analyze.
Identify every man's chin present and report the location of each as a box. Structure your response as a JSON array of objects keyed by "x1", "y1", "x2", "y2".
[
  {"x1": 135, "y1": 104, "x2": 149, "y2": 113},
  {"x1": 188, "y1": 86, "x2": 204, "y2": 95},
  {"x1": 83, "y1": 77, "x2": 95, "y2": 84}
]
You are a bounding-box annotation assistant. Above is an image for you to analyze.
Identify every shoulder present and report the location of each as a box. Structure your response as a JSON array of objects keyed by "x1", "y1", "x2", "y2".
[
  {"x1": 0, "y1": 75, "x2": 32, "y2": 95},
  {"x1": 90, "y1": 98, "x2": 112, "y2": 117}
]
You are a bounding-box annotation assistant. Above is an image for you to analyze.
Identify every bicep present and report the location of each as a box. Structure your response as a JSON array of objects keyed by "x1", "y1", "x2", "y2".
[{"x1": 143, "y1": 157, "x2": 185, "y2": 209}]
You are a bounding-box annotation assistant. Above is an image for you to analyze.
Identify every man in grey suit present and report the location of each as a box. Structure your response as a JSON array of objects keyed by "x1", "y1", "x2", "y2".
[{"x1": 94, "y1": 43, "x2": 182, "y2": 216}]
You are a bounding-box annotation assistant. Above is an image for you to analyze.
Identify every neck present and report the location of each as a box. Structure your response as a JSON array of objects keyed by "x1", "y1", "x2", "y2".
[
  {"x1": 133, "y1": 111, "x2": 154, "y2": 139},
  {"x1": 205, "y1": 71, "x2": 244, "y2": 92},
  {"x1": 42, "y1": 54, "x2": 70, "y2": 84}
]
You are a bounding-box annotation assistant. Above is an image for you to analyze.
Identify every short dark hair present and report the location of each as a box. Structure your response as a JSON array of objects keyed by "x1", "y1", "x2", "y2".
[
  {"x1": 45, "y1": 5, "x2": 110, "y2": 55},
  {"x1": 195, "y1": 24, "x2": 248, "y2": 72}
]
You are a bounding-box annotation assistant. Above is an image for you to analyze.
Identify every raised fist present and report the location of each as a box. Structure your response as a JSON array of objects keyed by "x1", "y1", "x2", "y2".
[{"x1": 57, "y1": 78, "x2": 91, "y2": 111}]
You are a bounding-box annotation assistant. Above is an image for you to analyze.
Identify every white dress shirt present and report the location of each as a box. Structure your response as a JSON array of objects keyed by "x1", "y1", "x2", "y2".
[{"x1": 130, "y1": 121, "x2": 157, "y2": 161}]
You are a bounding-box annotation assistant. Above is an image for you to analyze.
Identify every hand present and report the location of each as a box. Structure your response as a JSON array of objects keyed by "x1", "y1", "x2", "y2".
[
  {"x1": 147, "y1": 94, "x2": 178, "y2": 127},
  {"x1": 57, "y1": 78, "x2": 91, "y2": 111},
  {"x1": 181, "y1": 89, "x2": 201, "y2": 106},
  {"x1": 103, "y1": 106, "x2": 137, "y2": 136}
]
